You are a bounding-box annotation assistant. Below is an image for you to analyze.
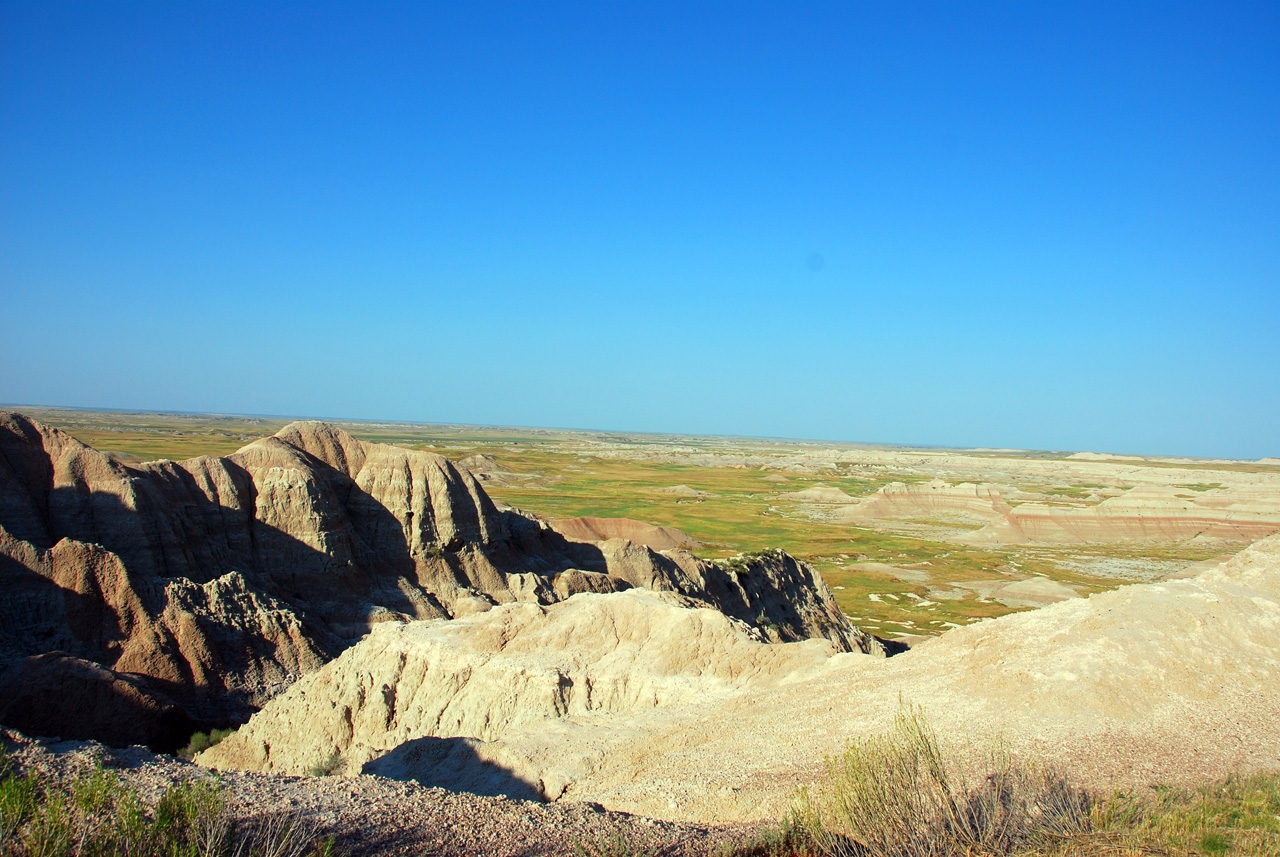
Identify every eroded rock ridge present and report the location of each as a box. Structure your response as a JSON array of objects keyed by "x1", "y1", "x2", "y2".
[{"x1": 0, "y1": 413, "x2": 875, "y2": 751}]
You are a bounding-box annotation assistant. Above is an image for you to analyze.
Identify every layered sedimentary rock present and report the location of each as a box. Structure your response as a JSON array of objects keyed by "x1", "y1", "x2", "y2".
[
  {"x1": 548, "y1": 516, "x2": 702, "y2": 550},
  {"x1": 829, "y1": 477, "x2": 1280, "y2": 546},
  {"x1": 0, "y1": 413, "x2": 873, "y2": 749},
  {"x1": 963, "y1": 484, "x2": 1280, "y2": 546},
  {"x1": 836, "y1": 479, "x2": 1011, "y2": 522},
  {"x1": 779, "y1": 485, "x2": 856, "y2": 504}
]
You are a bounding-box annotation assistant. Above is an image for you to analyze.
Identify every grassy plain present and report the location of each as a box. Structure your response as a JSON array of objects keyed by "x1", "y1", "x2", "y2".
[{"x1": 11, "y1": 406, "x2": 1236, "y2": 641}]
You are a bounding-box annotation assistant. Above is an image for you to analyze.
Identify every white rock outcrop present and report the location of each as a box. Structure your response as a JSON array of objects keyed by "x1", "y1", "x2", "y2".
[{"x1": 203, "y1": 534, "x2": 1280, "y2": 822}]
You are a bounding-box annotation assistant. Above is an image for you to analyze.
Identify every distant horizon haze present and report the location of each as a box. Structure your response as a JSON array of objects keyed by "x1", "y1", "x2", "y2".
[
  {"x1": 2, "y1": 3, "x2": 1277, "y2": 460},
  {"x1": 4, "y1": 401, "x2": 1275, "y2": 464}
]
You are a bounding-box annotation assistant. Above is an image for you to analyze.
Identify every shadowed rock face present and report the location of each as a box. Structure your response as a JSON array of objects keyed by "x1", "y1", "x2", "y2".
[{"x1": 0, "y1": 413, "x2": 876, "y2": 750}]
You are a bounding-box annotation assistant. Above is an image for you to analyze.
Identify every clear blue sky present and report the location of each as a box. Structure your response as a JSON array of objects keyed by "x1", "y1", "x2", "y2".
[{"x1": 2, "y1": 2, "x2": 1277, "y2": 458}]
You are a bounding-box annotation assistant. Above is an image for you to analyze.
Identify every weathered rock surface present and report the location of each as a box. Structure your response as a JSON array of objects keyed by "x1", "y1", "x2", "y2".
[
  {"x1": 569, "y1": 533, "x2": 1280, "y2": 820},
  {"x1": 198, "y1": 590, "x2": 843, "y2": 799},
  {"x1": 548, "y1": 516, "x2": 702, "y2": 550},
  {"x1": 962, "y1": 484, "x2": 1280, "y2": 545},
  {"x1": 0, "y1": 413, "x2": 874, "y2": 749},
  {"x1": 836, "y1": 479, "x2": 1012, "y2": 522},
  {"x1": 202, "y1": 534, "x2": 1280, "y2": 822}
]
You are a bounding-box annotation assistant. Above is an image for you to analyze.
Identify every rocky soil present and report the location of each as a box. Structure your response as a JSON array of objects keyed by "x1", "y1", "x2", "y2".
[{"x1": 4, "y1": 731, "x2": 758, "y2": 856}]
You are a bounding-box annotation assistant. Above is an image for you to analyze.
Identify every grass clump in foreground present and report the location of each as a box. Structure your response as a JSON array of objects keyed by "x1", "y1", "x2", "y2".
[
  {"x1": 792, "y1": 707, "x2": 1090, "y2": 857},
  {"x1": 0, "y1": 747, "x2": 335, "y2": 857},
  {"x1": 764, "y1": 707, "x2": 1280, "y2": 857}
]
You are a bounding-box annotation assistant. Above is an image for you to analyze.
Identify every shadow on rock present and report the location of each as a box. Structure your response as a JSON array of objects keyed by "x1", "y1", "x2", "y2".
[{"x1": 361, "y1": 736, "x2": 545, "y2": 802}]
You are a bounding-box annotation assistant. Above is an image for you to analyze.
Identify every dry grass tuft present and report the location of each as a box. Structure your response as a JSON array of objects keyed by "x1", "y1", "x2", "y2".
[
  {"x1": 791, "y1": 706, "x2": 1089, "y2": 857},
  {"x1": 773, "y1": 707, "x2": 1279, "y2": 857}
]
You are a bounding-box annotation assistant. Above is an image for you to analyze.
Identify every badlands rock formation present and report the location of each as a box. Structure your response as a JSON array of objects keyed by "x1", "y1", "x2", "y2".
[
  {"x1": 779, "y1": 485, "x2": 856, "y2": 504},
  {"x1": 203, "y1": 534, "x2": 1280, "y2": 822},
  {"x1": 0, "y1": 413, "x2": 872, "y2": 750},
  {"x1": 821, "y1": 478, "x2": 1280, "y2": 546},
  {"x1": 836, "y1": 479, "x2": 1011, "y2": 522},
  {"x1": 963, "y1": 484, "x2": 1280, "y2": 545},
  {"x1": 548, "y1": 516, "x2": 702, "y2": 550},
  {"x1": 198, "y1": 590, "x2": 844, "y2": 799}
]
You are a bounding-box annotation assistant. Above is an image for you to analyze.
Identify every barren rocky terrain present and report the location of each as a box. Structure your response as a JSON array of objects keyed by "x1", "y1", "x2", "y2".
[
  {"x1": 0, "y1": 411, "x2": 873, "y2": 749},
  {"x1": 201, "y1": 533, "x2": 1280, "y2": 823},
  {"x1": 2, "y1": 408, "x2": 1278, "y2": 853}
]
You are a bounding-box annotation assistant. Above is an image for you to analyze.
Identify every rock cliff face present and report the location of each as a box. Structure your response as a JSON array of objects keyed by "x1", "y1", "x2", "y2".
[
  {"x1": 547, "y1": 516, "x2": 702, "y2": 551},
  {"x1": 0, "y1": 413, "x2": 875, "y2": 751}
]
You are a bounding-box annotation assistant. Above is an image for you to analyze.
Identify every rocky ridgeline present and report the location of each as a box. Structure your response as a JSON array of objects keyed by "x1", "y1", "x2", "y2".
[{"x1": 0, "y1": 413, "x2": 879, "y2": 752}]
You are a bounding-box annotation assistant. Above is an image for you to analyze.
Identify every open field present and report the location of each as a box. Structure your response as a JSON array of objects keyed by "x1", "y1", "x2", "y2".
[{"x1": 13, "y1": 405, "x2": 1278, "y2": 642}]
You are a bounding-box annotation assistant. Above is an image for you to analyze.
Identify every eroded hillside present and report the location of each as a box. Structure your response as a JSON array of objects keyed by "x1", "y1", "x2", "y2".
[{"x1": 0, "y1": 413, "x2": 875, "y2": 752}]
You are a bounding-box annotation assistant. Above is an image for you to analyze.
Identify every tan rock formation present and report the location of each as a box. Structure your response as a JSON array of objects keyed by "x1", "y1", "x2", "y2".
[
  {"x1": 198, "y1": 590, "x2": 846, "y2": 798},
  {"x1": 778, "y1": 485, "x2": 856, "y2": 504},
  {"x1": 201, "y1": 534, "x2": 1280, "y2": 821},
  {"x1": 654, "y1": 485, "x2": 716, "y2": 498},
  {"x1": 0, "y1": 413, "x2": 874, "y2": 749},
  {"x1": 548, "y1": 516, "x2": 702, "y2": 550},
  {"x1": 962, "y1": 484, "x2": 1280, "y2": 545},
  {"x1": 836, "y1": 479, "x2": 1011, "y2": 522}
]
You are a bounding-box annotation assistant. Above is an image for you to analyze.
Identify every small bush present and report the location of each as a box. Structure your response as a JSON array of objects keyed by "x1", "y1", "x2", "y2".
[
  {"x1": 178, "y1": 728, "x2": 236, "y2": 760},
  {"x1": 571, "y1": 829, "x2": 663, "y2": 857},
  {"x1": 306, "y1": 751, "x2": 342, "y2": 778},
  {"x1": 721, "y1": 819, "x2": 815, "y2": 857}
]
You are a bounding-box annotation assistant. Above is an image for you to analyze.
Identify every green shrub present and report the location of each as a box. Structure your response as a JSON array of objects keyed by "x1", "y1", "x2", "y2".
[
  {"x1": 306, "y1": 751, "x2": 342, "y2": 778},
  {"x1": 1091, "y1": 772, "x2": 1280, "y2": 856},
  {"x1": 177, "y1": 727, "x2": 236, "y2": 760},
  {"x1": 571, "y1": 829, "x2": 662, "y2": 857}
]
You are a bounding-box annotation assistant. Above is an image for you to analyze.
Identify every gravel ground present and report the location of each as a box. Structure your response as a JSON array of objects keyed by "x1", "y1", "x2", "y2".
[{"x1": 2, "y1": 731, "x2": 762, "y2": 856}]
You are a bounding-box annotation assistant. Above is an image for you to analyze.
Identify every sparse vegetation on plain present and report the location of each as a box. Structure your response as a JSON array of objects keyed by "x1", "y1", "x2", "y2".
[{"x1": 17, "y1": 406, "x2": 1246, "y2": 642}]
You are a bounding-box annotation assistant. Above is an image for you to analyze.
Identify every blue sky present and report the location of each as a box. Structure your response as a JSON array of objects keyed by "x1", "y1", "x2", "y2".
[{"x1": 2, "y1": 2, "x2": 1277, "y2": 458}]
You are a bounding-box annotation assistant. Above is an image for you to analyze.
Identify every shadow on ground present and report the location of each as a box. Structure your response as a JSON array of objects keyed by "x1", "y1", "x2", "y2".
[{"x1": 362, "y1": 736, "x2": 545, "y2": 801}]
